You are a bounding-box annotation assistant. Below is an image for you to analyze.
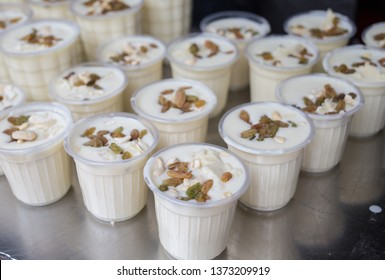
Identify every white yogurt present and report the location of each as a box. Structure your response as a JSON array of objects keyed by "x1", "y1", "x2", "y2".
[
  {"x1": 362, "y1": 22, "x2": 385, "y2": 49},
  {"x1": 323, "y1": 45, "x2": 385, "y2": 137},
  {"x1": 131, "y1": 78, "x2": 217, "y2": 149},
  {"x1": 284, "y1": 9, "x2": 355, "y2": 72},
  {"x1": 0, "y1": 84, "x2": 25, "y2": 112},
  {"x1": 276, "y1": 74, "x2": 364, "y2": 172},
  {"x1": 200, "y1": 11, "x2": 271, "y2": 91},
  {"x1": 72, "y1": 0, "x2": 142, "y2": 16},
  {"x1": 219, "y1": 102, "x2": 314, "y2": 211},
  {"x1": 245, "y1": 35, "x2": 319, "y2": 102},
  {"x1": 144, "y1": 143, "x2": 248, "y2": 259},
  {"x1": 97, "y1": 35, "x2": 166, "y2": 112}
]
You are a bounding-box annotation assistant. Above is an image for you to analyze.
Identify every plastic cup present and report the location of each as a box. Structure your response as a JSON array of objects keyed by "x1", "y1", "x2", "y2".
[
  {"x1": 97, "y1": 35, "x2": 166, "y2": 112},
  {"x1": 276, "y1": 74, "x2": 363, "y2": 172},
  {"x1": 219, "y1": 102, "x2": 314, "y2": 211},
  {"x1": 284, "y1": 9, "x2": 356, "y2": 72},
  {"x1": 143, "y1": 143, "x2": 249, "y2": 259},
  {"x1": 71, "y1": 0, "x2": 143, "y2": 60},
  {"x1": 167, "y1": 33, "x2": 239, "y2": 117},
  {"x1": 49, "y1": 62, "x2": 128, "y2": 121},
  {"x1": 323, "y1": 44, "x2": 385, "y2": 138},
  {"x1": 0, "y1": 19, "x2": 83, "y2": 101},
  {"x1": 131, "y1": 78, "x2": 217, "y2": 149},
  {"x1": 200, "y1": 11, "x2": 271, "y2": 91},
  {"x1": 64, "y1": 112, "x2": 159, "y2": 222},
  {"x1": 0, "y1": 102, "x2": 73, "y2": 206},
  {"x1": 142, "y1": 0, "x2": 192, "y2": 44},
  {"x1": 361, "y1": 21, "x2": 385, "y2": 49},
  {"x1": 0, "y1": 3, "x2": 33, "y2": 83},
  {"x1": 245, "y1": 35, "x2": 319, "y2": 102},
  {"x1": 28, "y1": 0, "x2": 75, "y2": 21}
]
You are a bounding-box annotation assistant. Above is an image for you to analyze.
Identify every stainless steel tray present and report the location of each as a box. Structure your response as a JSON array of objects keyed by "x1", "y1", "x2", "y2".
[{"x1": 0, "y1": 67, "x2": 384, "y2": 260}]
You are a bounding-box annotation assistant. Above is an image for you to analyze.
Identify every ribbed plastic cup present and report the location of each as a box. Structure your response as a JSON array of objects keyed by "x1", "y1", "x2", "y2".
[{"x1": 28, "y1": 0, "x2": 75, "y2": 21}]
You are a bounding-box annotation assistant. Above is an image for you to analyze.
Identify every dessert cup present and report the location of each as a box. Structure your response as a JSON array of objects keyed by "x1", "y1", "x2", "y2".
[
  {"x1": 200, "y1": 11, "x2": 271, "y2": 91},
  {"x1": 97, "y1": 35, "x2": 165, "y2": 112},
  {"x1": 71, "y1": 0, "x2": 143, "y2": 60},
  {"x1": 219, "y1": 102, "x2": 314, "y2": 211},
  {"x1": 361, "y1": 21, "x2": 385, "y2": 49},
  {"x1": 143, "y1": 143, "x2": 249, "y2": 259},
  {"x1": 28, "y1": 0, "x2": 74, "y2": 21},
  {"x1": 323, "y1": 45, "x2": 385, "y2": 137},
  {"x1": 0, "y1": 19, "x2": 83, "y2": 101},
  {"x1": 142, "y1": 0, "x2": 192, "y2": 44},
  {"x1": 64, "y1": 112, "x2": 159, "y2": 222},
  {"x1": 276, "y1": 74, "x2": 363, "y2": 172},
  {"x1": 167, "y1": 33, "x2": 239, "y2": 117},
  {"x1": 284, "y1": 9, "x2": 356, "y2": 72},
  {"x1": 50, "y1": 62, "x2": 128, "y2": 121},
  {"x1": 131, "y1": 78, "x2": 217, "y2": 149},
  {"x1": 0, "y1": 102, "x2": 73, "y2": 206},
  {"x1": 245, "y1": 35, "x2": 319, "y2": 102},
  {"x1": 0, "y1": 3, "x2": 33, "y2": 83}
]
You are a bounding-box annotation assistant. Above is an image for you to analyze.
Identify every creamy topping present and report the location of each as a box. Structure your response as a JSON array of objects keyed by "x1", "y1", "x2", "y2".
[
  {"x1": 205, "y1": 17, "x2": 267, "y2": 41},
  {"x1": 150, "y1": 145, "x2": 246, "y2": 203},
  {"x1": 73, "y1": 0, "x2": 142, "y2": 16},
  {"x1": 1, "y1": 20, "x2": 78, "y2": 53},
  {"x1": 98, "y1": 36, "x2": 165, "y2": 68},
  {"x1": 287, "y1": 9, "x2": 352, "y2": 40},
  {"x1": 221, "y1": 103, "x2": 312, "y2": 152},
  {"x1": 362, "y1": 22, "x2": 385, "y2": 49},
  {"x1": 0, "y1": 11, "x2": 27, "y2": 32},
  {"x1": 133, "y1": 79, "x2": 216, "y2": 121},
  {"x1": 248, "y1": 36, "x2": 317, "y2": 68},
  {"x1": 326, "y1": 46, "x2": 385, "y2": 83},
  {"x1": 53, "y1": 65, "x2": 126, "y2": 102},
  {"x1": 168, "y1": 35, "x2": 237, "y2": 68},
  {"x1": 70, "y1": 116, "x2": 155, "y2": 162},
  {"x1": 0, "y1": 84, "x2": 24, "y2": 111},
  {"x1": 0, "y1": 110, "x2": 67, "y2": 149}
]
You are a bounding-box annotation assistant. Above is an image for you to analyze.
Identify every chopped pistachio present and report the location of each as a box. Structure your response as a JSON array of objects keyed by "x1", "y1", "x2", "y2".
[
  {"x1": 109, "y1": 143, "x2": 123, "y2": 154},
  {"x1": 8, "y1": 115, "x2": 29, "y2": 126}
]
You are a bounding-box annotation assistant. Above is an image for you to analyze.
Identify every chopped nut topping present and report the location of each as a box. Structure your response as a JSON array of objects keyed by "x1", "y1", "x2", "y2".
[
  {"x1": 8, "y1": 115, "x2": 29, "y2": 126},
  {"x1": 221, "y1": 172, "x2": 233, "y2": 182},
  {"x1": 109, "y1": 42, "x2": 158, "y2": 66},
  {"x1": 84, "y1": 0, "x2": 131, "y2": 16},
  {"x1": 20, "y1": 28, "x2": 62, "y2": 47},
  {"x1": 239, "y1": 110, "x2": 250, "y2": 124},
  {"x1": 258, "y1": 46, "x2": 312, "y2": 66},
  {"x1": 158, "y1": 86, "x2": 206, "y2": 114},
  {"x1": 0, "y1": 17, "x2": 22, "y2": 30},
  {"x1": 333, "y1": 64, "x2": 356, "y2": 74},
  {"x1": 258, "y1": 52, "x2": 274, "y2": 60},
  {"x1": 161, "y1": 89, "x2": 174, "y2": 95},
  {"x1": 215, "y1": 27, "x2": 259, "y2": 40},
  {"x1": 109, "y1": 142, "x2": 123, "y2": 154},
  {"x1": 187, "y1": 39, "x2": 233, "y2": 62},
  {"x1": 110, "y1": 126, "x2": 125, "y2": 138}
]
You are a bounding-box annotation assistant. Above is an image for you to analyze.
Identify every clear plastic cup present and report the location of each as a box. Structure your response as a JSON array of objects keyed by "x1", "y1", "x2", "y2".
[
  {"x1": 0, "y1": 19, "x2": 83, "y2": 101},
  {"x1": 49, "y1": 62, "x2": 128, "y2": 121},
  {"x1": 276, "y1": 74, "x2": 364, "y2": 172},
  {"x1": 28, "y1": 0, "x2": 75, "y2": 21},
  {"x1": 200, "y1": 11, "x2": 271, "y2": 91},
  {"x1": 131, "y1": 78, "x2": 217, "y2": 149},
  {"x1": 143, "y1": 143, "x2": 249, "y2": 259},
  {"x1": 142, "y1": 0, "x2": 192, "y2": 44},
  {"x1": 167, "y1": 32, "x2": 239, "y2": 117},
  {"x1": 323, "y1": 44, "x2": 385, "y2": 138},
  {"x1": 245, "y1": 35, "x2": 319, "y2": 102},
  {"x1": 71, "y1": 0, "x2": 143, "y2": 60},
  {"x1": 64, "y1": 112, "x2": 159, "y2": 222},
  {"x1": 97, "y1": 35, "x2": 166, "y2": 112},
  {"x1": 0, "y1": 102, "x2": 73, "y2": 206},
  {"x1": 219, "y1": 102, "x2": 314, "y2": 211},
  {"x1": 0, "y1": 3, "x2": 33, "y2": 83},
  {"x1": 361, "y1": 21, "x2": 385, "y2": 49},
  {"x1": 284, "y1": 9, "x2": 356, "y2": 72}
]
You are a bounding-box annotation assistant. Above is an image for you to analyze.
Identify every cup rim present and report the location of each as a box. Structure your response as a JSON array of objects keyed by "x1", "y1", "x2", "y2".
[
  {"x1": 143, "y1": 142, "x2": 250, "y2": 209},
  {"x1": 199, "y1": 10, "x2": 271, "y2": 43},
  {"x1": 283, "y1": 9, "x2": 356, "y2": 44},
  {"x1": 96, "y1": 35, "x2": 166, "y2": 70},
  {"x1": 275, "y1": 73, "x2": 365, "y2": 121},
  {"x1": 323, "y1": 44, "x2": 385, "y2": 88},
  {"x1": 28, "y1": 0, "x2": 69, "y2": 7},
  {"x1": 131, "y1": 78, "x2": 218, "y2": 123},
  {"x1": 70, "y1": 0, "x2": 143, "y2": 19},
  {"x1": 0, "y1": 102, "x2": 73, "y2": 155},
  {"x1": 166, "y1": 32, "x2": 240, "y2": 72},
  {"x1": 0, "y1": 3, "x2": 33, "y2": 31},
  {"x1": 244, "y1": 34, "x2": 320, "y2": 72},
  {"x1": 361, "y1": 21, "x2": 385, "y2": 47},
  {"x1": 49, "y1": 62, "x2": 129, "y2": 105},
  {"x1": 218, "y1": 101, "x2": 315, "y2": 155},
  {"x1": 0, "y1": 18, "x2": 80, "y2": 57},
  {"x1": 64, "y1": 112, "x2": 160, "y2": 167}
]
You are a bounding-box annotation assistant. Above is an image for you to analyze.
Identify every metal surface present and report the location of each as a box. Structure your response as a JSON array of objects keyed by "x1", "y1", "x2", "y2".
[{"x1": 0, "y1": 68, "x2": 384, "y2": 260}]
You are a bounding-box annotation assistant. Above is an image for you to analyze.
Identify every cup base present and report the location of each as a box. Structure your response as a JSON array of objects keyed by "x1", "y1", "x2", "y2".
[
  {"x1": 15, "y1": 185, "x2": 72, "y2": 207},
  {"x1": 239, "y1": 199, "x2": 291, "y2": 212}
]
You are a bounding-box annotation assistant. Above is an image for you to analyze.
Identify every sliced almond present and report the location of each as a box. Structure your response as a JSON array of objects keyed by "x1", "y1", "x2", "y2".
[
  {"x1": 174, "y1": 88, "x2": 186, "y2": 108},
  {"x1": 271, "y1": 111, "x2": 282, "y2": 121},
  {"x1": 12, "y1": 130, "x2": 37, "y2": 142},
  {"x1": 274, "y1": 136, "x2": 286, "y2": 144},
  {"x1": 167, "y1": 170, "x2": 192, "y2": 179}
]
